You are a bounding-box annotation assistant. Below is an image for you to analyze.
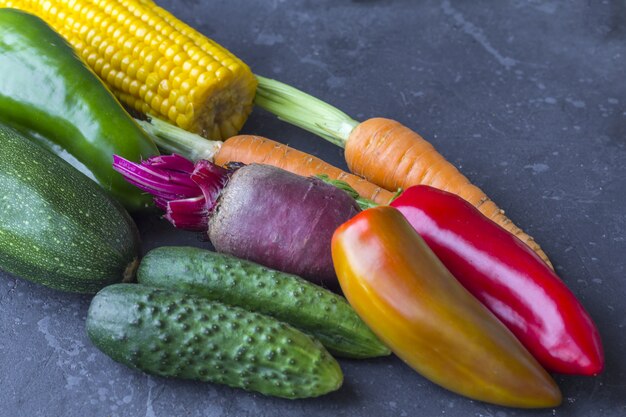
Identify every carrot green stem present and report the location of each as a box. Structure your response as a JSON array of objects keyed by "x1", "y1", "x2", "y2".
[
  {"x1": 254, "y1": 75, "x2": 359, "y2": 148},
  {"x1": 136, "y1": 116, "x2": 221, "y2": 162}
]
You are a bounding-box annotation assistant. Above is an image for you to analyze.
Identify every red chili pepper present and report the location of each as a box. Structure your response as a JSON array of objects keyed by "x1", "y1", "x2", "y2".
[{"x1": 390, "y1": 185, "x2": 604, "y2": 375}]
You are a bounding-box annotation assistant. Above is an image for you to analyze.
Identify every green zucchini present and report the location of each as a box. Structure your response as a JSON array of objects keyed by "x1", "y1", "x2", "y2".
[
  {"x1": 0, "y1": 124, "x2": 140, "y2": 293},
  {"x1": 86, "y1": 284, "x2": 343, "y2": 399},
  {"x1": 137, "y1": 246, "x2": 390, "y2": 359}
]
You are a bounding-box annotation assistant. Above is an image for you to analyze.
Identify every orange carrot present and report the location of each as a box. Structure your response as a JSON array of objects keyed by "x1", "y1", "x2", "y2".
[
  {"x1": 138, "y1": 118, "x2": 395, "y2": 206},
  {"x1": 254, "y1": 76, "x2": 553, "y2": 268},
  {"x1": 346, "y1": 118, "x2": 551, "y2": 266},
  {"x1": 215, "y1": 135, "x2": 395, "y2": 205}
]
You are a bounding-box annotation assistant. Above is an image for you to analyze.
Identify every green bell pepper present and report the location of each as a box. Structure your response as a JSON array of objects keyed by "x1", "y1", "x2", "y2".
[{"x1": 0, "y1": 9, "x2": 158, "y2": 211}]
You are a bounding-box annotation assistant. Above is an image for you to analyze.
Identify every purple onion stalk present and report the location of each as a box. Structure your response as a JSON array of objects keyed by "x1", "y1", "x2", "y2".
[{"x1": 112, "y1": 154, "x2": 232, "y2": 230}]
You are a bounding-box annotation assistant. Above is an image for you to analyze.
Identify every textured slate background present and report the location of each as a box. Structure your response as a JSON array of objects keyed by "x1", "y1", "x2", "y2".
[{"x1": 1, "y1": 0, "x2": 625, "y2": 416}]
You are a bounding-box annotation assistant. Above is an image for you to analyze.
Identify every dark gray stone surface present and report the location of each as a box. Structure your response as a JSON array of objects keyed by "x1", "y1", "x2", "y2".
[{"x1": 1, "y1": 0, "x2": 625, "y2": 416}]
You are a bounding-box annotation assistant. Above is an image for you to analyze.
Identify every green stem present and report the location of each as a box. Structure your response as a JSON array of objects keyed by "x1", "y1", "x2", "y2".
[
  {"x1": 254, "y1": 75, "x2": 359, "y2": 148},
  {"x1": 136, "y1": 116, "x2": 221, "y2": 162},
  {"x1": 317, "y1": 174, "x2": 403, "y2": 209},
  {"x1": 316, "y1": 175, "x2": 378, "y2": 210}
]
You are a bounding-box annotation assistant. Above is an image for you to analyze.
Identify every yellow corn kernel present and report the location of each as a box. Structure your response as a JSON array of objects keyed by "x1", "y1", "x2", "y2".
[
  {"x1": 167, "y1": 105, "x2": 178, "y2": 123},
  {"x1": 129, "y1": 79, "x2": 140, "y2": 96},
  {"x1": 156, "y1": 59, "x2": 173, "y2": 80},
  {"x1": 159, "y1": 98, "x2": 170, "y2": 117},
  {"x1": 3, "y1": 0, "x2": 257, "y2": 139},
  {"x1": 157, "y1": 79, "x2": 170, "y2": 97},
  {"x1": 120, "y1": 75, "x2": 131, "y2": 92}
]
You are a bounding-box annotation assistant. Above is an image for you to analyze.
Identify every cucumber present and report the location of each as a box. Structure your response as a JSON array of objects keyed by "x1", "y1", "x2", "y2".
[
  {"x1": 86, "y1": 284, "x2": 343, "y2": 399},
  {"x1": 0, "y1": 124, "x2": 140, "y2": 293},
  {"x1": 137, "y1": 246, "x2": 390, "y2": 359}
]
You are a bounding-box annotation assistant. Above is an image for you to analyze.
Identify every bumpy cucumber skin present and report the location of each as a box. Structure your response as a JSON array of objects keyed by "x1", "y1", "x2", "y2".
[
  {"x1": 137, "y1": 246, "x2": 390, "y2": 359},
  {"x1": 87, "y1": 284, "x2": 343, "y2": 399},
  {"x1": 0, "y1": 125, "x2": 140, "y2": 293}
]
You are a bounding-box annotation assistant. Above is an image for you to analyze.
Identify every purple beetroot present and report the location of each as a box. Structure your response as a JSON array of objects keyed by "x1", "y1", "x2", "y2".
[{"x1": 113, "y1": 154, "x2": 360, "y2": 285}]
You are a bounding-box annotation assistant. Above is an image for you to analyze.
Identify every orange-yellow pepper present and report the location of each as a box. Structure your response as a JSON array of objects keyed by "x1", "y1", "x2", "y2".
[{"x1": 331, "y1": 206, "x2": 562, "y2": 408}]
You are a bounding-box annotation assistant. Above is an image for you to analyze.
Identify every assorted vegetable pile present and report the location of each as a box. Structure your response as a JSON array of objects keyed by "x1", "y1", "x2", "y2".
[
  {"x1": 0, "y1": 0, "x2": 605, "y2": 409},
  {"x1": 254, "y1": 77, "x2": 554, "y2": 267},
  {"x1": 0, "y1": 9, "x2": 158, "y2": 211}
]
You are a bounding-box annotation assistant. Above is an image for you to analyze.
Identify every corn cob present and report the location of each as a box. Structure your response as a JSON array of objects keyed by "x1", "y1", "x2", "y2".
[{"x1": 1, "y1": 0, "x2": 257, "y2": 140}]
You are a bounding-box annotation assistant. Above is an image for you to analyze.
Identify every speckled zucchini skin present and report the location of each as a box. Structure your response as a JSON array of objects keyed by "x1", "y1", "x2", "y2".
[
  {"x1": 0, "y1": 125, "x2": 140, "y2": 293},
  {"x1": 86, "y1": 284, "x2": 343, "y2": 399},
  {"x1": 138, "y1": 246, "x2": 390, "y2": 359}
]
